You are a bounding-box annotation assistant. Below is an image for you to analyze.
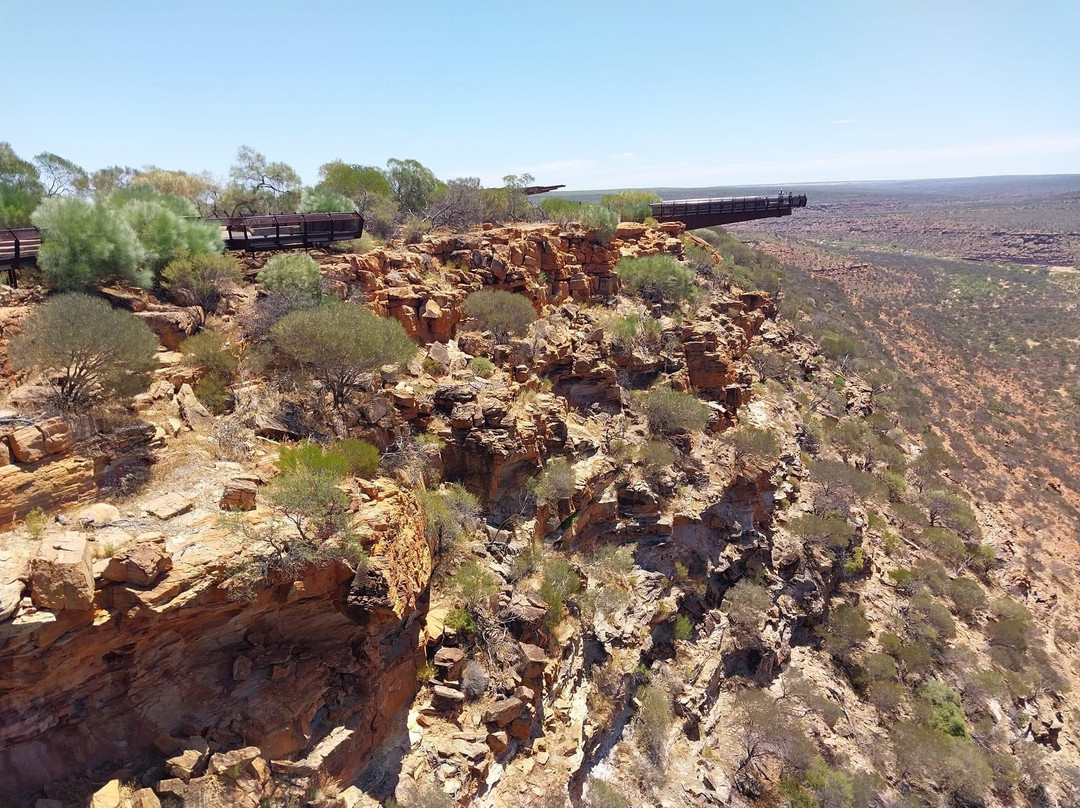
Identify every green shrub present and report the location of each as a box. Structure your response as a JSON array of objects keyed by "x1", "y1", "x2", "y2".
[
  {"x1": 540, "y1": 197, "x2": 582, "y2": 223},
  {"x1": 788, "y1": 514, "x2": 855, "y2": 550},
  {"x1": 640, "y1": 439, "x2": 676, "y2": 472},
  {"x1": 330, "y1": 439, "x2": 380, "y2": 478},
  {"x1": 528, "y1": 457, "x2": 577, "y2": 504},
  {"x1": 420, "y1": 483, "x2": 481, "y2": 552},
  {"x1": 917, "y1": 680, "x2": 968, "y2": 738},
  {"x1": 616, "y1": 254, "x2": 697, "y2": 305},
  {"x1": 194, "y1": 375, "x2": 230, "y2": 413},
  {"x1": 450, "y1": 559, "x2": 499, "y2": 609},
  {"x1": 10, "y1": 293, "x2": 158, "y2": 407},
  {"x1": 470, "y1": 356, "x2": 495, "y2": 378},
  {"x1": 181, "y1": 331, "x2": 239, "y2": 379},
  {"x1": 672, "y1": 613, "x2": 693, "y2": 641},
  {"x1": 633, "y1": 385, "x2": 710, "y2": 435},
  {"x1": 921, "y1": 489, "x2": 980, "y2": 538},
  {"x1": 585, "y1": 779, "x2": 630, "y2": 808},
  {"x1": 0, "y1": 183, "x2": 38, "y2": 228},
  {"x1": 267, "y1": 442, "x2": 352, "y2": 546},
  {"x1": 23, "y1": 507, "x2": 48, "y2": 537},
  {"x1": 948, "y1": 577, "x2": 986, "y2": 618},
  {"x1": 729, "y1": 424, "x2": 782, "y2": 476},
  {"x1": 817, "y1": 603, "x2": 871, "y2": 661},
  {"x1": 577, "y1": 203, "x2": 619, "y2": 245},
  {"x1": 112, "y1": 194, "x2": 222, "y2": 274},
  {"x1": 32, "y1": 197, "x2": 147, "y2": 290},
  {"x1": 599, "y1": 190, "x2": 659, "y2": 223},
  {"x1": 257, "y1": 253, "x2": 325, "y2": 305},
  {"x1": 462, "y1": 289, "x2": 536, "y2": 343},
  {"x1": 540, "y1": 555, "x2": 580, "y2": 630},
  {"x1": 635, "y1": 682, "x2": 673, "y2": 767},
  {"x1": 161, "y1": 249, "x2": 242, "y2": 312},
  {"x1": 444, "y1": 607, "x2": 476, "y2": 635},
  {"x1": 724, "y1": 579, "x2": 770, "y2": 639},
  {"x1": 416, "y1": 662, "x2": 436, "y2": 683},
  {"x1": 299, "y1": 187, "x2": 358, "y2": 213},
  {"x1": 270, "y1": 303, "x2": 417, "y2": 407}
]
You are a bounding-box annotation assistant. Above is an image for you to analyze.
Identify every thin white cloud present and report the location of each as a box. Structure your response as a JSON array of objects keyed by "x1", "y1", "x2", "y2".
[{"x1": 830, "y1": 118, "x2": 856, "y2": 125}]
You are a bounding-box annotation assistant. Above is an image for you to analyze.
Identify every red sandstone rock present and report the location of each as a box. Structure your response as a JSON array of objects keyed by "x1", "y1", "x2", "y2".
[
  {"x1": 30, "y1": 532, "x2": 94, "y2": 611},
  {"x1": 9, "y1": 425, "x2": 45, "y2": 464},
  {"x1": 483, "y1": 696, "x2": 525, "y2": 727}
]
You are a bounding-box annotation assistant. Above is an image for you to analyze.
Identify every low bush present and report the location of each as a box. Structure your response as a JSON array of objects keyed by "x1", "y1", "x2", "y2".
[
  {"x1": 788, "y1": 513, "x2": 855, "y2": 550},
  {"x1": 616, "y1": 254, "x2": 697, "y2": 306},
  {"x1": 161, "y1": 249, "x2": 242, "y2": 312},
  {"x1": 329, "y1": 439, "x2": 380, "y2": 478},
  {"x1": 576, "y1": 203, "x2": 619, "y2": 245},
  {"x1": 599, "y1": 190, "x2": 659, "y2": 222},
  {"x1": 724, "y1": 579, "x2": 770, "y2": 640},
  {"x1": 539, "y1": 197, "x2": 582, "y2": 223},
  {"x1": 461, "y1": 660, "x2": 487, "y2": 699},
  {"x1": 257, "y1": 253, "x2": 325, "y2": 305},
  {"x1": 635, "y1": 682, "x2": 673, "y2": 767},
  {"x1": 470, "y1": 356, "x2": 495, "y2": 378},
  {"x1": 299, "y1": 187, "x2": 357, "y2": 213},
  {"x1": 462, "y1": 289, "x2": 536, "y2": 343},
  {"x1": 539, "y1": 555, "x2": 580, "y2": 631},
  {"x1": 450, "y1": 560, "x2": 499, "y2": 609},
  {"x1": 10, "y1": 293, "x2": 158, "y2": 408},
  {"x1": 419, "y1": 483, "x2": 481, "y2": 552},
  {"x1": 32, "y1": 197, "x2": 146, "y2": 290},
  {"x1": 816, "y1": 603, "x2": 871, "y2": 661},
  {"x1": 729, "y1": 424, "x2": 782, "y2": 476},
  {"x1": 529, "y1": 457, "x2": 578, "y2": 504},
  {"x1": 633, "y1": 385, "x2": 710, "y2": 435}
]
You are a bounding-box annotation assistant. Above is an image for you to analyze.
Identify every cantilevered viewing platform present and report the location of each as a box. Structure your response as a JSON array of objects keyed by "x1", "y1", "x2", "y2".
[{"x1": 650, "y1": 194, "x2": 807, "y2": 230}]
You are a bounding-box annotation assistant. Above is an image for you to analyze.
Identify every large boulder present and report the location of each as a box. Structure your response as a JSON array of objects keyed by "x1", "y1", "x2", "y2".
[
  {"x1": 9, "y1": 425, "x2": 45, "y2": 464},
  {"x1": 102, "y1": 542, "x2": 172, "y2": 587},
  {"x1": 30, "y1": 533, "x2": 94, "y2": 611},
  {"x1": 482, "y1": 696, "x2": 525, "y2": 727}
]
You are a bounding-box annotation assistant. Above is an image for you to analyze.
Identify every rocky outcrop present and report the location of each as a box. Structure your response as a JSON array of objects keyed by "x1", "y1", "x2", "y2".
[{"x1": 0, "y1": 482, "x2": 433, "y2": 798}]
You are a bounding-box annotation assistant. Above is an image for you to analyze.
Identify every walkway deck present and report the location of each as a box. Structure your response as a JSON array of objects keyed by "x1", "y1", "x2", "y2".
[{"x1": 650, "y1": 194, "x2": 807, "y2": 229}]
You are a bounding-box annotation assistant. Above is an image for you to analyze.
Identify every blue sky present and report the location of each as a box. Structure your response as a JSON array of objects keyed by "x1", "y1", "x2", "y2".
[{"x1": 2, "y1": 0, "x2": 1078, "y2": 190}]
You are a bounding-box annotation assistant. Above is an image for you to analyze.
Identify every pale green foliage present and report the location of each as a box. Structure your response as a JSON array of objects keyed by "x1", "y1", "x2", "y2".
[
  {"x1": 270, "y1": 303, "x2": 417, "y2": 407},
  {"x1": 576, "y1": 203, "x2": 620, "y2": 245},
  {"x1": 386, "y1": 158, "x2": 444, "y2": 215},
  {"x1": 329, "y1": 439, "x2": 380, "y2": 478},
  {"x1": 633, "y1": 385, "x2": 710, "y2": 434},
  {"x1": 585, "y1": 779, "x2": 630, "y2": 808},
  {"x1": 420, "y1": 483, "x2": 481, "y2": 552},
  {"x1": 116, "y1": 196, "x2": 222, "y2": 274},
  {"x1": 600, "y1": 190, "x2": 659, "y2": 222},
  {"x1": 23, "y1": 507, "x2": 49, "y2": 537},
  {"x1": 0, "y1": 183, "x2": 38, "y2": 227},
  {"x1": 10, "y1": 293, "x2": 158, "y2": 407},
  {"x1": 299, "y1": 187, "x2": 358, "y2": 213},
  {"x1": 462, "y1": 289, "x2": 537, "y2": 342},
  {"x1": 724, "y1": 580, "x2": 771, "y2": 638},
  {"x1": 616, "y1": 254, "x2": 697, "y2": 305},
  {"x1": 264, "y1": 443, "x2": 363, "y2": 567},
  {"x1": 540, "y1": 196, "x2": 582, "y2": 223},
  {"x1": 257, "y1": 253, "x2": 325, "y2": 304},
  {"x1": 161, "y1": 249, "x2": 242, "y2": 312},
  {"x1": 788, "y1": 513, "x2": 855, "y2": 549},
  {"x1": 540, "y1": 555, "x2": 580, "y2": 630},
  {"x1": 729, "y1": 424, "x2": 782, "y2": 475},
  {"x1": 529, "y1": 457, "x2": 578, "y2": 503},
  {"x1": 816, "y1": 603, "x2": 871, "y2": 660},
  {"x1": 224, "y1": 145, "x2": 302, "y2": 215},
  {"x1": 32, "y1": 197, "x2": 147, "y2": 290},
  {"x1": 0, "y1": 142, "x2": 42, "y2": 196},
  {"x1": 470, "y1": 356, "x2": 495, "y2": 378},
  {"x1": 450, "y1": 559, "x2": 500, "y2": 608},
  {"x1": 635, "y1": 682, "x2": 673, "y2": 766}
]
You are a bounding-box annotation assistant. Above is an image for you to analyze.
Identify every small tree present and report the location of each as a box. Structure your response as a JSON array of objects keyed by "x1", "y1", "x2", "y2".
[
  {"x1": 788, "y1": 514, "x2": 855, "y2": 550},
  {"x1": 450, "y1": 559, "x2": 500, "y2": 610},
  {"x1": 724, "y1": 580, "x2": 771, "y2": 643},
  {"x1": 299, "y1": 187, "x2": 358, "y2": 213},
  {"x1": 271, "y1": 303, "x2": 416, "y2": 408},
  {"x1": 420, "y1": 483, "x2": 482, "y2": 552},
  {"x1": 32, "y1": 197, "x2": 147, "y2": 290},
  {"x1": 539, "y1": 555, "x2": 581, "y2": 631},
  {"x1": 266, "y1": 442, "x2": 352, "y2": 547},
  {"x1": 462, "y1": 289, "x2": 537, "y2": 343},
  {"x1": 529, "y1": 457, "x2": 578, "y2": 504},
  {"x1": 161, "y1": 249, "x2": 242, "y2": 312},
  {"x1": 616, "y1": 254, "x2": 698, "y2": 306},
  {"x1": 633, "y1": 385, "x2": 710, "y2": 435},
  {"x1": 110, "y1": 190, "x2": 222, "y2": 274},
  {"x1": 729, "y1": 424, "x2": 782, "y2": 476},
  {"x1": 10, "y1": 293, "x2": 158, "y2": 408},
  {"x1": 257, "y1": 253, "x2": 325, "y2": 305},
  {"x1": 635, "y1": 682, "x2": 673, "y2": 767},
  {"x1": 330, "y1": 439, "x2": 381, "y2": 478},
  {"x1": 816, "y1": 603, "x2": 871, "y2": 661}
]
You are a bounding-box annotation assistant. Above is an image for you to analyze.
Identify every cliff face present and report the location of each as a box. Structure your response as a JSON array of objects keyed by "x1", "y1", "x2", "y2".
[{"x1": 0, "y1": 482, "x2": 431, "y2": 796}]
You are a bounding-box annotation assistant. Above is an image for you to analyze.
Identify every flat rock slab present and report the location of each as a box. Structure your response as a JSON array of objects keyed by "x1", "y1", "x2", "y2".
[{"x1": 145, "y1": 493, "x2": 193, "y2": 520}]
